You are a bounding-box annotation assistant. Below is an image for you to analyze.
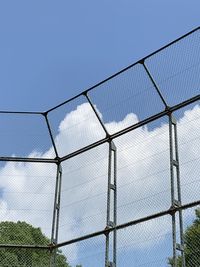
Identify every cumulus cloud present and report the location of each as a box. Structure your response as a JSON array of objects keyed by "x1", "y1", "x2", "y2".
[{"x1": 0, "y1": 102, "x2": 199, "y2": 265}]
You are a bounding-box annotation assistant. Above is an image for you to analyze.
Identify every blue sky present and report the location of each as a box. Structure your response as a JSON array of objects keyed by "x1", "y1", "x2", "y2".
[
  {"x1": 0, "y1": 0, "x2": 199, "y2": 111},
  {"x1": 0, "y1": 1, "x2": 200, "y2": 266}
]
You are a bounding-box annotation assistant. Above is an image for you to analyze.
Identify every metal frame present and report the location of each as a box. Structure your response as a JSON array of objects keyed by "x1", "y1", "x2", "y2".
[
  {"x1": 105, "y1": 141, "x2": 117, "y2": 267},
  {"x1": 50, "y1": 163, "x2": 62, "y2": 266},
  {"x1": 169, "y1": 114, "x2": 185, "y2": 267},
  {"x1": 0, "y1": 26, "x2": 199, "y2": 267}
]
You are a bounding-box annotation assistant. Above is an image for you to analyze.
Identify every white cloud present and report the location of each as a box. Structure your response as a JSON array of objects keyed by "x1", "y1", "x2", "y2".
[{"x1": 0, "y1": 102, "x2": 199, "y2": 264}]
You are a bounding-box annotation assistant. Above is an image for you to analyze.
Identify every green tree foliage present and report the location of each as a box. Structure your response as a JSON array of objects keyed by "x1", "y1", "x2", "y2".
[
  {"x1": 168, "y1": 208, "x2": 200, "y2": 266},
  {"x1": 0, "y1": 221, "x2": 70, "y2": 266}
]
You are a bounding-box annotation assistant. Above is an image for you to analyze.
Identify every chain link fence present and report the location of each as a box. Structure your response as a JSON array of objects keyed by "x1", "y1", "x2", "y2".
[{"x1": 0, "y1": 27, "x2": 199, "y2": 266}]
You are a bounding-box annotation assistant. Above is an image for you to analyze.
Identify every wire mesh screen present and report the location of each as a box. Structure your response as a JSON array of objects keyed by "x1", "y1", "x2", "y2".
[
  {"x1": 174, "y1": 103, "x2": 200, "y2": 205},
  {"x1": 47, "y1": 95, "x2": 106, "y2": 157},
  {"x1": 0, "y1": 162, "x2": 56, "y2": 239},
  {"x1": 0, "y1": 113, "x2": 55, "y2": 158},
  {"x1": 59, "y1": 144, "x2": 108, "y2": 242},
  {"x1": 182, "y1": 207, "x2": 200, "y2": 266},
  {"x1": 0, "y1": 247, "x2": 51, "y2": 267},
  {"x1": 115, "y1": 116, "x2": 171, "y2": 224},
  {"x1": 0, "y1": 27, "x2": 200, "y2": 266},
  {"x1": 117, "y1": 215, "x2": 172, "y2": 267},
  {"x1": 57, "y1": 235, "x2": 105, "y2": 267},
  {"x1": 88, "y1": 63, "x2": 165, "y2": 134},
  {"x1": 145, "y1": 28, "x2": 200, "y2": 106}
]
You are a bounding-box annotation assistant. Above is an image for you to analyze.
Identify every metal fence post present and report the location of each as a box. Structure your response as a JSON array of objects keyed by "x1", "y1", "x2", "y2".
[
  {"x1": 50, "y1": 162, "x2": 62, "y2": 266},
  {"x1": 105, "y1": 140, "x2": 117, "y2": 267},
  {"x1": 169, "y1": 113, "x2": 185, "y2": 267}
]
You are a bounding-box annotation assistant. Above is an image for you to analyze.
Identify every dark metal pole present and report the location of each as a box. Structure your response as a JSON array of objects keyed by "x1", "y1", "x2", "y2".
[
  {"x1": 169, "y1": 114, "x2": 177, "y2": 267},
  {"x1": 105, "y1": 141, "x2": 117, "y2": 267},
  {"x1": 84, "y1": 92, "x2": 109, "y2": 137},
  {"x1": 142, "y1": 60, "x2": 168, "y2": 108},
  {"x1": 113, "y1": 142, "x2": 117, "y2": 266},
  {"x1": 0, "y1": 156, "x2": 58, "y2": 163},
  {"x1": 105, "y1": 142, "x2": 111, "y2": 267},
  {"x1": 169, "y1": 113, "x2": 185, "y2": 267},
  {"x1": 50, "y1": 163, "x2": 62, "y2": 266},
  {"x1": 174, "y1": 117, "x2": 186, "y2": 267},
  {"x1": 43, "y1": 113, "x2": 59, "y2": 159}
]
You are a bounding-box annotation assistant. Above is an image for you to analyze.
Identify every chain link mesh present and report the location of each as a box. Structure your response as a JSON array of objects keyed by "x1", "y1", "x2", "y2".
[{"x1": 0, "y1": 28, "x2": 199, "y2": 266}]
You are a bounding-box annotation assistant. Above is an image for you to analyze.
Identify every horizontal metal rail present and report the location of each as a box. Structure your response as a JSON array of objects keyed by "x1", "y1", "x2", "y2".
[
  {"x1": 0, "y1": 244, "x2": 50, "y2": 250},
  {"x1": 55, "y1": 199, "x2": 200, "y2": 249},
  {"x1": 60, "y1": 94, "x2": 200, "y2": 162},
  {"x1": 46, "y1": 26, "x2": 199, "y2": 113},
  {"x1": 1, "y1": 200, "x2": 199, "y2": 251},
  {"x1": 0, "y1": 94, "x2": 198, "y2": 163},
  {"x1": 0, "y1": 27, "x2": 198, "y2": 117},
  {"x1": 0, "y1": 156, "x2": 58, "y2": 164},
  {"x1": 0, "y1": 111, "x2": 43, "y2": 115}
]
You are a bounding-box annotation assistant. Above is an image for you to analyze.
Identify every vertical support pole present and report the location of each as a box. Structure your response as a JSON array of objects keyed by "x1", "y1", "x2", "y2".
[
  {"x1": 169, "y1": 114, "x2": 177, "y2": 266},
  {"x1": 174, "y1": 116, "x2": 186, "y2": 267},
  {"x1": 105, "y1": 140, "x2": 117, "y2": 267},
  {"x1": 50, "y1": 162, "x2": 62, "y2": 267},
  {"x1": 169, "y1": 113, "x2": 185, "y2": 267},
  {"x1": 113, "y1": 142, "x2": 117, "y2": 266}
]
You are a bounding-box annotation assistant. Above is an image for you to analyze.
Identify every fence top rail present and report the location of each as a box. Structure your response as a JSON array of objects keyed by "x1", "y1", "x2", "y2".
[
  {"x1": 46, "y1": 26, "x2": 200, "y2": 113},
  {"x1": 0, "y1": 26, "x2": 197, "y2": 115},
  {"x1": 0, "y1": 27, "x2": 199, "y2": 162}
]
